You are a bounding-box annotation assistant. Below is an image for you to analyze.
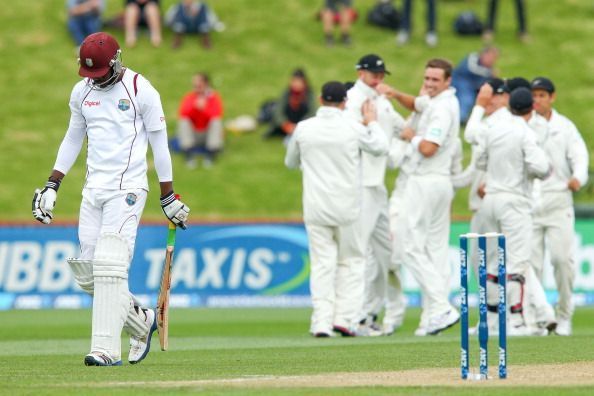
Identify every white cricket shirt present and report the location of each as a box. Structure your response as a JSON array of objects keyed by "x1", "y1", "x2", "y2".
[
  {"x1": 55, "y1": 68, "x2": 167, "y2": 190},
  {"x1": 285, "y1": 106, "x2": 388, "y2": 226},
  {"x1": 345, "y1": 80, "x2": 405, "y2": 187},
  {"x1": 476, "y1": 109, "x2": 550, "y2": 197},
  {"x1": 409, "y1": 88, "x2": 460, "y2": 176},
  {"x1": 539, "y1": 109, "x2": 589, "y2": 192}
]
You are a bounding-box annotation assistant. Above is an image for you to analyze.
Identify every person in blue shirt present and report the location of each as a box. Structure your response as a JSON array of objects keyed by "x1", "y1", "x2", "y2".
[{"x1": 451, "y1": 46, "x2": 499, "y2": 124}]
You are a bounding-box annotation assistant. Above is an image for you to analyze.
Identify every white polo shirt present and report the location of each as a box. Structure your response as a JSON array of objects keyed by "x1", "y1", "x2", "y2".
[
  {"x1": 55, "y1": 68, "x2": 167, "y2": 190},
  {"x1": 409, "y1": 87, "x2": 460, "y2": 177},
  {"x1": 345, "y1": 80, "x2": 405, "y2": 187},
  {"x1": 285, "y1": 106, "x2": 388, "y2": 226}
]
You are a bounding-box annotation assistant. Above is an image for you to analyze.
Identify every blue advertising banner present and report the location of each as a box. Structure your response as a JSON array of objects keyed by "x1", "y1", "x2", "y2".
[
  {"x1": 1, "y1": 222, "x2": 594, "y2": 310},
  {"x1": 0, "y1": 224, "x2": 311, "y2": 310}
]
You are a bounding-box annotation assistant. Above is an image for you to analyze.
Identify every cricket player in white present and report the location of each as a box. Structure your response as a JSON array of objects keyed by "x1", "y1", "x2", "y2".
[
  {"x1": 463, "y1": 79, "x2": 545, "y2": 335},
  {"x1": 32, "y1": 33, "x2": 190, "y2": 366},
  {"x1": 344, "y1": 54, "x2": 407, "y2": 335},
  {"x1": 530, "y1": 77, "x2": 589, "y2": 336},
  {"x1": 285, "y1": 81, "x2": 388, "y2": 337},
  {"x1": 474, "y1": 87, "x2": 551, "y2": 335},
  {"x1": 379, "y1": 58, "x2": 461, "y2": 335}
]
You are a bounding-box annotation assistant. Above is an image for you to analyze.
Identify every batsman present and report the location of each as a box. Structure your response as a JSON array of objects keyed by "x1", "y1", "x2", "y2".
[{"x1": 32, "y1": 32, "x2": 190, "y2": 366}]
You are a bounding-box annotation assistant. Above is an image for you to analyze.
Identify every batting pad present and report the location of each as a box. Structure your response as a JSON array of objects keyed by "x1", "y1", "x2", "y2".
[
  {"x1": 67, "y1": 258, "x2": 94, "y2": 295},
  {"x1": 123, "y1": 305, "x2": 149, "y2": 338},
  {"x1": 91, "y1": 233, "x2": 132, "y2": 361}
]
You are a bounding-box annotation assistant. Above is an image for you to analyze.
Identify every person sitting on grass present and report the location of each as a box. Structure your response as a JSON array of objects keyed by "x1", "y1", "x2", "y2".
[
  {"x1": 176, "y1": 72, "x2": 224, "y2": 169},
  {"x1": 165, "y1": 0, "x2": 225, "y2": 49}
]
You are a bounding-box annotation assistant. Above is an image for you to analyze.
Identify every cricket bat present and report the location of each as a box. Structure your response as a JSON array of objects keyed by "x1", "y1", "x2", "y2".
[{"x1": 157, "y1": 221, "x2": 177, "y2": 351}]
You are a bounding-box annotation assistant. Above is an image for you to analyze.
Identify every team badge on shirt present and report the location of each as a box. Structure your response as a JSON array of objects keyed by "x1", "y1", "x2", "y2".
[
  {"x1": 125, "y1": 193, "x2": 137, "y2": 206},
  {"x1": 118, "y1": 99, "x2": 131, "y2": 111}
]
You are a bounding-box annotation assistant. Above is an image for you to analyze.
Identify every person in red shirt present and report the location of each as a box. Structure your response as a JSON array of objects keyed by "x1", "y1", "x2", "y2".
[{"x1": 177, "y1": 72, "x2": 224, "y2": 168}]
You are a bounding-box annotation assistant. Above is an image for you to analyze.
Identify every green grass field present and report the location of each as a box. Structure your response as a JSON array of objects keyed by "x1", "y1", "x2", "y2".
[
  {"x1": 0, "y1": 307, "x2": 593, "y2": 394},
  {"x1": 1, "y1": 0, "x2": 593, "y2": 222}
]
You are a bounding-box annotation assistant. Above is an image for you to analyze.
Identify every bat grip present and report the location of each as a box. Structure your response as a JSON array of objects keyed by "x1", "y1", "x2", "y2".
[{"x1": 167, "y1": 222, "x2": 177, "y2": 246}]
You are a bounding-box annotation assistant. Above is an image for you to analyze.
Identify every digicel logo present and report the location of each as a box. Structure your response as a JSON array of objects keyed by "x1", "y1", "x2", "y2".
[{"x1": 84, "y1": 101, "x2": 101, "y2": 107}]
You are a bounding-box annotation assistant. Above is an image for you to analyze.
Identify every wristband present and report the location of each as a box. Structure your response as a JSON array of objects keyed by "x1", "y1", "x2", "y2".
[
  {"x1": 46, "y1": 178, "x2": 61, "y2": 191},
  {"x1": 160, "y1": 191, "x2": 175, "y2": 206},
  {"x1": 411, "y1": 135, "x2": 423, "y2": 151}
]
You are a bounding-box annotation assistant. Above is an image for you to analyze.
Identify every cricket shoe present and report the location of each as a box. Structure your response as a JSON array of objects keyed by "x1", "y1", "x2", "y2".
[
  {"x1": 414, "y1": 327, "x2": 428, "y2": 337},
  {"x1": 313, "y1": 331, "x2": 333, "y2": 338},
  {"x1": 129, "y1": 308, "x2": 158, "y2": 364},
  {"x1": 355, "y1": 323, "x2": 383, "y2": 337},
  {"x1": 555, "y1": 319, "x2": 572, "y2": 336},
  {"x1": 507, "y1": 324, "x2": 547, "y2": 337},
  {"x1": 427, "y1": 309, "x2": 460, "y2": 335},
  {"x1": 84, "y1": 352, "x2": 122, "y2": 367},
  {"x1": 332, "y1": 325, "x2": 356, "y2": 337},
  {"x1": 382, "y1": 321, "x2": 402, "y2": 336}
]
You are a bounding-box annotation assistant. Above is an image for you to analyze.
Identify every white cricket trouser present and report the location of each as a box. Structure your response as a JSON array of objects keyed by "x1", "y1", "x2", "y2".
[
  {"x1": 385, "y1": 178, "x2": 409, "y2": 327},
  {"x1": 360, "y1": 185, "x2": 393, "y2": 321},
  {"x1": 78, "y1": 188, "x2": 147, "y2": 261},
  {"x1": 479, "y1": 192, "x2": 534, "y2": 326},
  {"x1": 79, "y1": 188, "x2": 147, "y2": 359},
  {"x1": 306, "y1": 221, "x2": 365, "y2": 333},
  {"x1": 531, "y1": 192, "x2": 576, "y2": 320},
  {"x1": 479, "y1": 192, "x2": 533, "y2": 275},
  {"x1": 402, "y1": 174, "x2": 454, "y2": 319}
]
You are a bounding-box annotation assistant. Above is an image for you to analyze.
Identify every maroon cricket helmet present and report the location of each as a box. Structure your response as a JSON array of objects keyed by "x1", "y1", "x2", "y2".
[{"x1": 78, "y1": 32, "x2": 121, "y2": 78}]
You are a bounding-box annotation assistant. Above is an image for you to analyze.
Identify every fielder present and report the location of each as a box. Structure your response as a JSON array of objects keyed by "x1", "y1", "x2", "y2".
[
  {"x1": 379, "y1": 58, "x2": 461, "y2": 335},
  {"x1": 344, "y1": 54, "x2": 407, "y2": 336},
  {"x1": 474, "y1": 87, "x2": 551, "y2": 336},
  {"x1": 285, "y1": 81, "x2": 388, "y2": 337},
  {"x1": 529, "y1": 77, "x2": 589, "y2": 336},
  {"x1": 32, "y1": 32, "x2": 190, "y2": 366}
]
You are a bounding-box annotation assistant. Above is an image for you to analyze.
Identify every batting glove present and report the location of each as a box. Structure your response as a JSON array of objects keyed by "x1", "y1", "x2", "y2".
[
  {"x1": 32, "y1": 179, "x2": 60, "y2": 224},
  {"x1": 160, "y1": 191, "x2": 190, "y2": 229}
]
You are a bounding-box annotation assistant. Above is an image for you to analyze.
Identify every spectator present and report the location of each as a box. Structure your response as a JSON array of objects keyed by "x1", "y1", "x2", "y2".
[
  {"x1": 451, "y1": 46, "x2": 499, "y2": 124},
  {"x1": 124, "y1": 0, "x2": 162, "y2": 47},
  {"x1": 176, "y1": 72, "x2": 224, "y2": 168},
  {"x1": 396, "y1": 0, "x2": 437, "y2": 47},
  {"x1": 483, "y1": 0, "x2": 529, "y2": 43},
  {"x1": 322, "y1": 0, "x2": 355, "y2": 46},
  {"x1": 165, "y1": 0, "x2": 225, "y2": 49},
  {"x1": 263, "y1": 69, "x2": 316, "y2": 144},
  {"x1": 67, "y1": 0, "x2": 105, "y2": 46}
]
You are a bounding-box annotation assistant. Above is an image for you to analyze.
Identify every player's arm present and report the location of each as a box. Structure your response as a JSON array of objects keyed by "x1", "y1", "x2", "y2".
[
  {"x1": 284, "y1": 125, "x2": 302, "y2": 169},
  {"x1": 376, "y1": 83, "x2": 416, "y2": 111},
  {"x1": 357, "y1": 100, "x2": 388, "y2": 156},
  {"x1": 148, "y1": 129, "x2": 190, "y2": 229},
  {"x1": 33, "y1": 89, "x2": 87, "y2": 225},
  {"x1": 464, "y1": 84, "x2": 491, "y2": 144},
  {"x1": 567, "y1": 124, "x2": 589, "y2": 191},
  {"x1": 139, "y1": 78, "x2": 190, "y2": 229},
  {"x1": 522, "y1": 129, "x2": 552, "y2": 179}
]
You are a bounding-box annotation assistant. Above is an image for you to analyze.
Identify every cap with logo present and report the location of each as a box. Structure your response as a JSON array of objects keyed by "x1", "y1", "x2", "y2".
[
  {"x1": 486, "y1": 77, "x2": 509, "y2": 94},
  {"x1": 531, "y1": 77, "x2": 555, "y2": 93},
  {"x1": 321, "y1": 81, "x2": 347, "y2": 103},
  {"x1": 509, "y1": 87, "x2": 533, "y2": 113},
  {"x1": 78, "y1": 32, "x2": 121, "y2": 78},
  {"x1": 356, "y1": 54, "x2": 390, "y2": 75}
]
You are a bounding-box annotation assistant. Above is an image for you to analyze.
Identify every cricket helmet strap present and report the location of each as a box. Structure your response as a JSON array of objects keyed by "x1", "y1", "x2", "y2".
[{"x1": 78, "y1": 32, "x2": 123, "y2": 90}]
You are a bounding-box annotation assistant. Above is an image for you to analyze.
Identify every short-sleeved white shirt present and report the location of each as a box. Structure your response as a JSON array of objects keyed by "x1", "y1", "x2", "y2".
[
  {"x1": 410, "y1": 88, "x2": 460, "y2": 176},
  {"x1": 64, "y1": 68, "x2": 166, "y2": 190}
]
